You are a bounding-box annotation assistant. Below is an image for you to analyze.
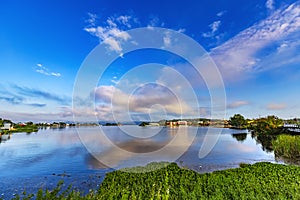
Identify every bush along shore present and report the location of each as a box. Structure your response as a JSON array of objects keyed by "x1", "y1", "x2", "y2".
[
  {"x1": 229, "y1": 114, "x2": 300, "y2": 162},
  {"x1": 9, "y1": 162, "x2": 300, "y2": 200},
  {"x1": 273, "y1": 135, "x2": 300, "y2": 162}
]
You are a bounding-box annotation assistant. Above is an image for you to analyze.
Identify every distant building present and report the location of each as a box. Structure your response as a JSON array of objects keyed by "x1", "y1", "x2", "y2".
[
  {"x1": 1, "y1": 123, "x2": 12, "y2": 130},
  {"x1": 149, "y1": 122, "x2": 160, "y2": 126},
  {"x1": 165, "y1": 120, "x2": 188, "y2": 127},
  {"x1": 177, "y1": 121, "x2": 188, "y2": 126},
  {"x1": 18, "y1": 122, "x2": 26, "y2": 127},
  {"x1": 166, "y1": 121, "x2": 177, "y2": 126},
  {"x1": 284, "y1": 124, "x2": 298, "y2": 128}
]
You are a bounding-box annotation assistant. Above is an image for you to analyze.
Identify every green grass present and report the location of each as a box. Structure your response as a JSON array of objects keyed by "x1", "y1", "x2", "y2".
[
  {"x1": 10, "y1": 162, "x2": 300, "y2": 200},
  {"x1": 273, "y1": 135, "x2": 300, "y2": 160},
  {"x1": 6, "y1": 125, "x2": 39, "y2": 134}
]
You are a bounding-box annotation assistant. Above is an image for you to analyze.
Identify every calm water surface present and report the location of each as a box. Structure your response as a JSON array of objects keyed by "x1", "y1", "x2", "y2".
[{"x1": 0, "y1": 126, "x2": 279, "y2": 199}]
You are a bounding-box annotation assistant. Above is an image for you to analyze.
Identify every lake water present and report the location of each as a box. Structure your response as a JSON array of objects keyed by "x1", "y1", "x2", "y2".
[{"x1": 0, "y1": 126, "x2": 279, "y2": 199}]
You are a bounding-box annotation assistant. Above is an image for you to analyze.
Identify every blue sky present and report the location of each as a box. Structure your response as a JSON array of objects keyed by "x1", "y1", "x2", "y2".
[{"x1": 1, "y1": 0, "x2": 300, "y2": 122}]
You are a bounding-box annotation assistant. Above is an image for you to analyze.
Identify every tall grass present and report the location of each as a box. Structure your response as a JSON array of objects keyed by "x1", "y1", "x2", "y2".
[{"x1": 273, "y1": 135, "x2": 300, "y2": 159}]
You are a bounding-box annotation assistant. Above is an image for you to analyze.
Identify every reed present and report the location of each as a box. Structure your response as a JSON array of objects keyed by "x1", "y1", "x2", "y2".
[{"x1": 273, "y1": 134, "x2": 300, "y2": 159}]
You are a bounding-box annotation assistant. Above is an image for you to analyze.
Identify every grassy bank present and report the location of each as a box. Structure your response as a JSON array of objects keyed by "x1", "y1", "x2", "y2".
[
  {"x1": 273, "y1": 135, "x2": 300, "y2": 160},
  {"x1": 9, "y1": 125, "x2": 39, "y2": 134},
  {"x1": 10, "y1": 162, "x2": 300, "y2": 200}
]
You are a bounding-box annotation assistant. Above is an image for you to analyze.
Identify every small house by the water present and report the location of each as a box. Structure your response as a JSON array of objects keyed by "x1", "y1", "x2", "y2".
[{"x1": 1, "y1": 123, "x2": 12, "y2": 130}]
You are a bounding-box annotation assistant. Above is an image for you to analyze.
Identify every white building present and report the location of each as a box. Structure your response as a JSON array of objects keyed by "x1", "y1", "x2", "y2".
[
  {"x1": 177, "y1": 121, "x2": 188, "y2": 126},
  {"x1": 1, "y1": 123, "x2": 12, "y2": 130}
]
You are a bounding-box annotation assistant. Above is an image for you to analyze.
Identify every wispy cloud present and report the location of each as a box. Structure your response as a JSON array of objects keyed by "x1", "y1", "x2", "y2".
[
  {"x1": 84, "y1": 14, "x2": 136, "y2": 53},
  {"x1": 84, "y1": 13, "x2": 178, "y2": 53},
  {"x1": 1, "y1": 109, "x2": 77, "y2": 123},
  {"x1": 163, "y1": 31, "x2": 171, "y2": 47},
  {"x1": 211, "y1": 1, "x2": 300, "y2": 81},
  {"x1": 86, "y1": 12, "x2": 97, "y2": 26},
  {"x1": 27, "y1": 103, "x2": 47, "y2": 107},
  {"x1": 227, "y1": 101, "x2": 249, "y2": 109},
  {"x1": 217, "y1": 10, "x2": 226, "y2": 17},
  {"x1": 116, "y1": 15, "x2": 133, "y2": 28},
  {"x1": 177, "y1": 28, "x2": 186, "y2": 33},
  {"x1": 267, "y1": 103, "x2": 286, "y2": 110},
  {"x1": 266, "y1": 0, "x2": 275, "y2": 11},
  {"x1": 0, "y1": 95, "x2": 23, "y2": 105},
  {"x1": 0, "y1": 95, "x2": 46, "y2": 107},
  {"x1": 147, "y1": 15, "x2": 163, "y2": 29},
  {"x1": 13, "y1": 85, "x2": 70, "y2": 105},
  {"x1": 35, "y1": 63, "x2": 61, "y2": 77},
  {"x1": 202, "y1": 20, "x2": 221, "y2": 38}
]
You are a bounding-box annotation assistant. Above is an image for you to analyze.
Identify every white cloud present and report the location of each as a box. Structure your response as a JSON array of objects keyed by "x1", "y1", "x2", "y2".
[
  {"x1": 103, "y1": 37, "x2": 123, "y2": 52},
  {"x1": 266, "y1": 0, "x2": 275, "y2": 10},
  {"x1": 84, "y1": 14, "x2": 133, "y2": 53},
  {"x1": 86, "y1": 12, "x2": 97, "y2": 26},
  {"x1": 267, "y1": 103, "x2": 286, "y2": 110},
  {"x1": 277, "y1": 42, "x2": 289, "y2": 52},
  {"x1": 92, "y1": 83, "x2": 195, "y2": 121},
  {"x1": 163, "y1": 31, "x2": 171, "y2": 47},
  {"x1": 35, "y1": 63, "x2": 61, "y2": 77},
  {"x1": 106, "y1": 18, "x2": 117, "y2": 27},
  {"x1": 211, "y1": 1, "x2": 300, "y2": 81},
  {"x1": 227, "y1": 101, "x2": 249, "y2": 109},
  {"x1": 256, "y1": 38, "x2": 300, "y2": 71},
  {"x1": 202, "y1": 20, "x2": 221, "y2": 38},
  {"x1": 51, "y1": 72, "x2": 61, "y2": 77},
  {"x1": 116, "y1": 15, "x2": 132, "y2": 27},
  {"x1": 111, "y1": 80, "x2": 119, "y2": 84},
  {"x1": 211, "y1": 21, "x2": 221, "y2": 33},
  {"x1": 36, "y1": 69, "x2": 49, "y2": 76},
  {"x1": 177, "y1": 28, "x2": 186, "y2": 33},
  {"x1": 147, "y1": 16, "x2": 160, "y2": 28},
  {"x1": 217, "y1": 11, "x2": 226, "y2": 17}
]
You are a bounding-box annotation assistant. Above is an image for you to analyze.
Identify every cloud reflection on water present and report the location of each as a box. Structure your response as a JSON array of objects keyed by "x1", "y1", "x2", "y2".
[{"x1": 81, "y1": 127, "x2": 197, "y2": 170}]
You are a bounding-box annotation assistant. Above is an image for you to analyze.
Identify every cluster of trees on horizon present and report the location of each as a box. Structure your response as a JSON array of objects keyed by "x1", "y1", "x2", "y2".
[{"x1": 229, "y1": 114, "x2": 299, "y2": 134}]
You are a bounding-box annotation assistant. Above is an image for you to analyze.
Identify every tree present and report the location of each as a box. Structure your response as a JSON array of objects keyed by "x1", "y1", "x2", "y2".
[
  {"x1": 253, "y1": 115, "x2": 283, "y2": 135},
  {"x1": 229, "y1": 114, "x2": 246, "y2": 129}
]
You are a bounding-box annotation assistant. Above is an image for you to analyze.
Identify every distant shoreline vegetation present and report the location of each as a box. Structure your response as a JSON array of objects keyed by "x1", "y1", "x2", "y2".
[
  {"x1": 0, "y1": 118, "x2": 100, "y2": 135},
  {"x1": 1, "y1": 114, "x2": 299, "y2": 134}
]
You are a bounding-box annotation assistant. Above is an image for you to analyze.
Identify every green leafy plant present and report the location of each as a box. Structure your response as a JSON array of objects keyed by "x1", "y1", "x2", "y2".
[{"x1": 10, "y1": 162, "x2": 300, "y2": 199}]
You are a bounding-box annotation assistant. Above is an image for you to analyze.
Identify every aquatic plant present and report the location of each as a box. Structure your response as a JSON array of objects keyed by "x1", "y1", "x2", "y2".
[
  {"x1": 10, "y1": 162, "x2": 300, "y2": 199},
  {"x1": 273, "y1": 135, "x2": 300, "y2": 160}
]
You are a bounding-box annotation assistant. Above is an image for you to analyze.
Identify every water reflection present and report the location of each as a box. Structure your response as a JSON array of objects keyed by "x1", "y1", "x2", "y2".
[
  {"x1": 81, "y1": 128, "x2": 278, "y2": 170},
  {"x1": 275, "y1": 156, "x2": 300, "y2": 165},
  {"x1": 85, "y1": 154, "x2": 110, "y2": 169},
  {"x1": 84, "y1": 127, "x2": 197, "y2": 170},
  {"x1": 251, "y1": 133, "x2": 277, "y2": 152},
  {"x1": 0, "y1": 127, "x2": 279, "y2": 177},
  {"x1": 231, "y1": 133, "x2": 247, "y2": 142},
  {"x1": 250, "y1": 133, "x2": 300, "y2": 166},
  {"x1": 0, "y1": 134, "x2": 11, "y2": 143}
]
